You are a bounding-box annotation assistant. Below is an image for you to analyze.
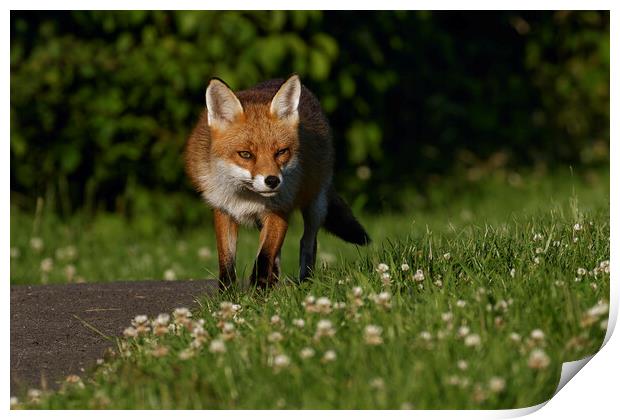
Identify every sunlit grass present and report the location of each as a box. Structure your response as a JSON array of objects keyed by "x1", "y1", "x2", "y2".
[{"x1": 10, "y1": 168, "x2": 610, "y2": 409}]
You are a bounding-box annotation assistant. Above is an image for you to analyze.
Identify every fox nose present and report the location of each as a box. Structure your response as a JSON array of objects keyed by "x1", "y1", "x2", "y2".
[{"x1": 264, "y1": 176, "x2": 281, "y2": 189}]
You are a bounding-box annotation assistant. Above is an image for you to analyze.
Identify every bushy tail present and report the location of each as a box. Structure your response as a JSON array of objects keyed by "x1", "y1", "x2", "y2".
[{"x1": 322, "y1": 187, "x2": 371, "y2": 245}]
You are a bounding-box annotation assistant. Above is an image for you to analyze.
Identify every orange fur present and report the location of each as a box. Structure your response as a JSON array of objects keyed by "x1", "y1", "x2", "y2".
[
  {"x1": 213, "y1": 208, "x2": 238, "y2": 288},
  {"x1": 185, "y1": 76, "x2": 367, "y2": 288}
]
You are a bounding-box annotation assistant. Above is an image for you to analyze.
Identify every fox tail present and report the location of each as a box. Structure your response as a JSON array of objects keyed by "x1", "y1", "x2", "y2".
[{"x1": 322, "y1": 187, "x2": 371, "y2": 245}]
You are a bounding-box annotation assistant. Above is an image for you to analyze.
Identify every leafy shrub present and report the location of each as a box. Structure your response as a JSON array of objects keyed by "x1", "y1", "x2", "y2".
[{"x1": 10, "y1": 11, "x2": 609, "y2": 222}]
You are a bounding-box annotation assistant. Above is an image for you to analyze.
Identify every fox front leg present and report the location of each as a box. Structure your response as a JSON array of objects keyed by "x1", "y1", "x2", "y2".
[
  {"x1": 214, "y1": 208, "x2": 239, "y2": 290},
  {"x1": 250, "y1": 212, "x2": 288, "y2": 288}
]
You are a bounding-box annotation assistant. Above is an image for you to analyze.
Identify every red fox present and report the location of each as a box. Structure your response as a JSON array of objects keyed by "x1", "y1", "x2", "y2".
[{"x1": 185, "y1": 75, "x2": 370, "y2": 289}]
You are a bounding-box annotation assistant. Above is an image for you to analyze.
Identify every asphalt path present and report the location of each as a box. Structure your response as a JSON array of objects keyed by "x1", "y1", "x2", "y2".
[{"x1": 10, "y1": 280, "x2": 217, "y2": 395}]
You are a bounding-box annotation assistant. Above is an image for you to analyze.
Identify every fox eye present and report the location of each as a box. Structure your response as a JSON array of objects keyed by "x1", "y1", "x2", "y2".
[
  {"x1": 238, "y1": 151, "x2": 253, "y2": 159},
  {"x1": 275, "y1": 148, "x2": 289, "y2": 157}
]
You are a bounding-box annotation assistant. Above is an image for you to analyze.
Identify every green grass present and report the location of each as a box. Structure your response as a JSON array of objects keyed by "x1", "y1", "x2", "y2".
[{"x1": 10, "y1": 167, "x2": 610, "y2": 409}]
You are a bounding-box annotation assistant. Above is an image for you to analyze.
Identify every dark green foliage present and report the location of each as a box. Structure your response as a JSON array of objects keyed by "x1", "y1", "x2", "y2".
[{"x1": 10, "y1": 11, "x2": 609, "y2": 220}]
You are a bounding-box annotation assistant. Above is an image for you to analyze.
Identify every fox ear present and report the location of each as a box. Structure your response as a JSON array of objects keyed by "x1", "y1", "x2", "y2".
[
  {"x1": 206, "y1": 79, "x2": 244, "y2": 129},
  {"x1": 270, "y1": 75, "x2": 301, "y2": 122}
]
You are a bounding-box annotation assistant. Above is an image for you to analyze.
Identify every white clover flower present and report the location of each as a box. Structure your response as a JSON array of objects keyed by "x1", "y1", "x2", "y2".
[
  {"x1": 334, "y1": 302, "x2": 346, "y2": 310},
  {"x1": 533, "y1": 233, "x2": 543, "y2": 241},
  {"x1": 553, "y1": 240, "x2": 561, "y2": 247},
  {"x1": 446, "y1": 375, "x2": 460, "y2": 386},
  {"x1": 190, "y1": 324, "x2": 208, "y2": 348},
  {"x1": 132, "y1": 315, "x2": 149, "y2": 326},
  {"x1": 63, "y1": 245, "x2": 78, "y2": 260},
  {"x1": 376, "y1": 263, "x2": 389, "y2": 273},
  {"x1": 352, "y1": 286, "x2": 363, "y2": 298},
  {"x1": 40, "y1": 257, "x2": 54, "y2": 273},
  {"x1": 533, "y1": 257, "x2": 540, "y2": 265},
  {"x1": 528, "y1": 349, "x2": 550, "y2": 369},
  {"x1": 576, "y1": 267, "x2": 587, "y2": 276},
  {"x1": 380, "y1": 272, "x2": 392, "y2": 285},
  {"x1": 443, "y1": 252, "x2": 451, "y2": 260},
  {"x1": 268, "y1": 331, "x2": 283, "y2": 343},
  {"x1": 30, "y1": 237, "x2": 44, "y2": 252},
  {"x1": 321, "y1": 350, "x2": 337, "y2": 363},
  {"x1": 573, "y1": 223, "x2": 583, "y2": 231},
  {"x1": 318, "y1": 252, "x2": 336, "y2": 265},
  {"x1": 419, "y1": 331, "x2": 432, "y2": 341},
  {"x1": 372, "y1": 291, "x2": 392, "y2": 309},
  {"x1": 401, "y1": 263, "x2": 410, "y2": 272},
  {"x1": 510, "y1": 268, "x2": 516, "y2": 278},
  {"x1": 364, "y1": 325, "x2": 383, "y2": 345},
  {"x1": 273, "y1": 354, "x2": 290, "y2": 369},
  {"x1": 457, "y1": 360, "x2": 468, "y2": 370},
  {"x1": 151, "y1": 345, "x2": 169, "y2": 358},
  {"x1": 173, "y1": 307, "x2": 192, "y2": 320},
  {"x1": 441, "y1": 312, "x2": 453, "y2": 323},
  {"x1": 457, "y1": 325, "x2": 470, "y2": 338},
  {"x1": 270, "y1": 314, "x2": 282, "y2": 325},
  {"x1": 163, "y1": 269, "x2": 177, "y2": 281},
  {"x1": 599, "y1": 260, "x2": 610, "y2": 274},
  {"x1": 413, "y1": 269, "x2": 425, "y2": 282},
  {"x1": 197, "y1": 247, "x2": 212, "y2": 259},
  {"x1": 123, "y1": 326, "x2": 138, "y2": 338},
  {"x1": 292, "y1": 318, "x2": 305, "y2": 328},
  {"x1": 456, "y1": 300, "x2": 467, "y2": 308},
  {"x1": 369, "y1": 377, "x2": 385, "y2": 389},
  {"x1": 27, "y1": 389, "x2": 42, "y2": 403},
  {"x1": 154, "y1": 313, "x2": 170, "y2": 326},
  {"x1": 464, "y1": 334, "x2": 481, "y2": 347},
  {"x1": 299, "y1": 347, "x2": 315, "y2": 359},
  {"x1": 209, "y1": 339, "x2": 226, "y2": 354},
  {"x1": 221, "y1": 322, "x2": 236, "y2": 340},
  {"x1": 152, "y1": 313, "x2": 171, "y2": 336},
  {"x1": 530, "y1": 329, "x2": 545, "y2": 341},
  {"x1": 303, "y1": 295, "x2": 317, "y2": 313},
  {"x1": 65, "y1": 374, "x2": 83, "y2": 386},
  {"x1": 178, "y1": 348, "x2": 195, "y2": 360},
  {"x1": 587, "y1": 302, "x2": 609, "y2": 318},
  {"x1": 535, "y1": 247, "x2": 544, "y2": 254},
  {"x1": 63, "y1": 263, "x2": 76, "y2": 279},
  {"x1": 494, "y1": 300, "x2": 508, "y2": 312},
  {"x1": 316, "y1": 297, "x2": 332, "y2": 314},
  {"x1": 509, "y1": 332, "x2": 521, "y2": 342},
  {"x1": 488, "y1": 377, "x2": 506, "y2": 393},
  {"x1": 315, "y1": 319, "x2": 335, "y2": 339},
  {"x1": 10, "y1": 247, "x2": 21, "y2": 259},
  {"x1": 218, "y1": 301, "x2": 239, "y2": 320}
]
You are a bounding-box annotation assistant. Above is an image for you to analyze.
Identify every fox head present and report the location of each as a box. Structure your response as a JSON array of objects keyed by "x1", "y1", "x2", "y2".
[{"x1": 205, "y1": 75, "x2": 301, "y2": 198}]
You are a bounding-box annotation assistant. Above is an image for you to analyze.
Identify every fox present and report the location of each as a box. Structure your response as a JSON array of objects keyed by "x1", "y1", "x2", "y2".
[{"x1": 184, "y1": 75, "x2": 370, "y2": 289}]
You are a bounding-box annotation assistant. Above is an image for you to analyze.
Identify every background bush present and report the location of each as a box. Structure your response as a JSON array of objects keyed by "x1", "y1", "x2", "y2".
[{"x1": 10, "y1": 11, "x2": 609, "y2": 225}]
